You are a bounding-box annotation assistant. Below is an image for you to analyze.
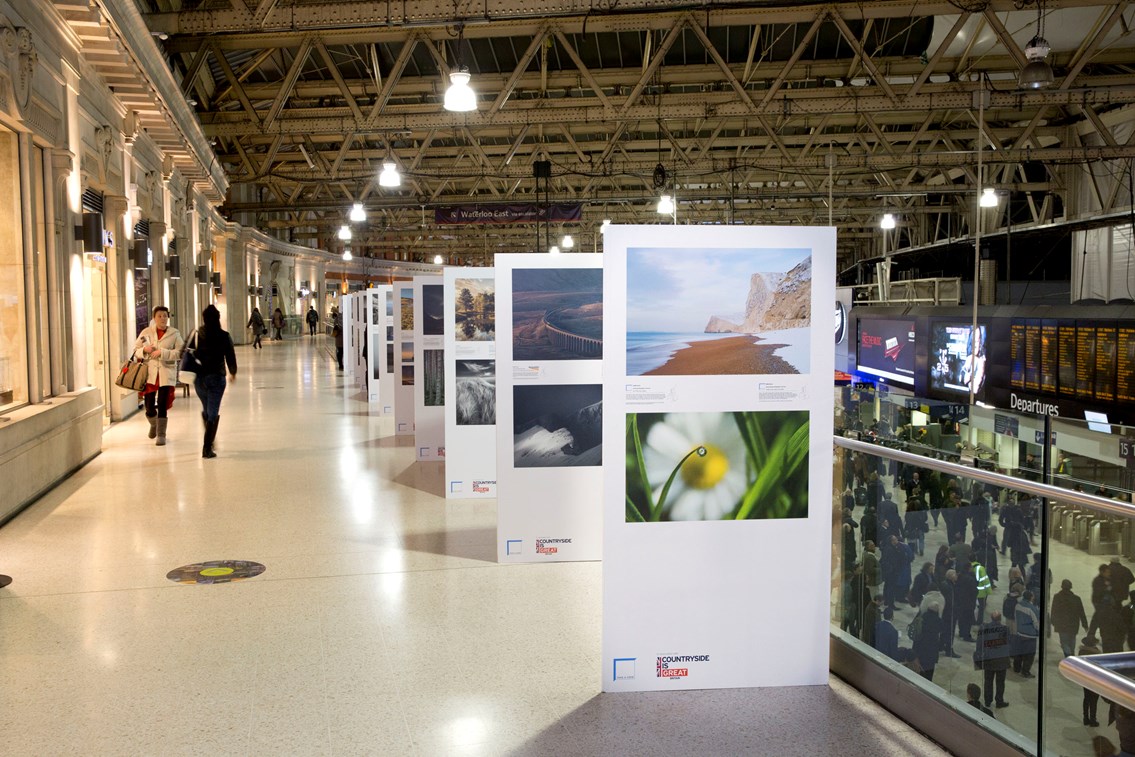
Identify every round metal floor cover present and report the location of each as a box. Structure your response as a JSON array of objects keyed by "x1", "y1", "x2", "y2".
[{"x1": 166, "y1": 560, "x2": 266, "y2": 585}]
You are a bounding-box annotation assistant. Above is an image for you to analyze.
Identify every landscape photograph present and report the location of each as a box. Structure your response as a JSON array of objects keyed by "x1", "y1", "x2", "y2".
[
  {"x1": 626, "y1": 247, "x2": 812, "y2": 376},
  {"x1": 512, "y1": 268, "x2": 602, "y2": 361},
  {"x1": 371, "y1": 334, "x2": 382, "y2": 380},
  {"x1": 513, "y1": 384, "x2": 602, "y2": 467},
  {"x1": 422, "y1": 284, "x2": 444, "y2": 336},
  {"x1": 423, "y1": 349, "x2": 444, "y2": 405},
  {"x1": 455, "y1": 360, "x2": 496, "y2": 425},
  {"x1": 402, "y1": 365, "x2": 414, "y2": 386},
  {"x1": 371, "y1": 295, "x2": 381, "y2": 326},
  {"x1": 625, "y1": 410, "x2": 810, "y2": 522},
  {"x1": 386, "y1": 295, "x2": 393, "y2": 317},
  {"x1": 455, "y1": 278, "x2": 495, "y2": 342},
  {"x1": 400, "y1": 288, "x2": 414, "y2": 331},
  {"x1": 386, "y1": 343, "x2": 394, "y2": 374}
]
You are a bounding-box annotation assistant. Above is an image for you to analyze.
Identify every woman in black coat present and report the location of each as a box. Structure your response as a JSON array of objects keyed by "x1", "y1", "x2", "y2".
[
  {"x1": 913, "y1": 607, "x2": 944, "y2": 681},
  {"x1": 192, "y1": 305, "x2": 238, "y2": 458}
]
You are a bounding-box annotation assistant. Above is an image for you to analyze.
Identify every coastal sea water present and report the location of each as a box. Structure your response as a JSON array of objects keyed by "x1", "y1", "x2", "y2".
[{"x1": 627, "y1": 332, "x2": 742, "y2": 375}]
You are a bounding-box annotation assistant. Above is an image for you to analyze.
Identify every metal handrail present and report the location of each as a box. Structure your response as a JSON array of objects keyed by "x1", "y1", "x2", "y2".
[
  {"x1": 1060, "y1": 653, "x2": 1135, "y2": 710},
  {"x1": 834, "y1": 435, "x2": 1135, "y2": 520}
]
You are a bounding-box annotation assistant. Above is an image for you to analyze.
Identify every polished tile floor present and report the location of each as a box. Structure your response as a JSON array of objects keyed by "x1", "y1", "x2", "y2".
[{"x1": 0, "y1": 337, "x2": 947, "y2": 756}]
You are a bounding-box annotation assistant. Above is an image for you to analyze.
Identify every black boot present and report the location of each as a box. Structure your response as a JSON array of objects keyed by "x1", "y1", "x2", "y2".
[{"x1": 203, "y1": 417, "x2": 219, "y2": 458}]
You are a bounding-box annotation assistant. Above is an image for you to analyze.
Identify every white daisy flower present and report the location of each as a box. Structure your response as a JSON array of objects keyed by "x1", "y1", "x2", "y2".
[{"x1": 643, "y1": 413, "x2": 748, "y2": 520}]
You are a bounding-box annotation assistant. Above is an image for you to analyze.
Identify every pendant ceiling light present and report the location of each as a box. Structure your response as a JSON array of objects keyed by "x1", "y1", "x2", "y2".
[
  {"x1": 337, "y1": 224, "x2": 352, "y2": 241},
  {"x1": 349, "y1": 202, "x2": 366, "y2": 222},
  {"x1": 561, "y1": 234, "x2": 574, "y2": 249},
  {"x1": 342, "y1": 249, "x2": 353, "y2": 261},
  {"x1": 980, "y1": 187, "x2": 1000, "y2": 208},
  {"x1": 379, "y1": 161, "x2": 401, "y2": 188},
  {"x1": 600, "y1": 219, "x2": 611, "y2": 234},
  {"x1": 1019, "y1": 0, "x2": 1054, "y2": 90},
  {"x1": 443, "y1": 26, "x2": 477, "y2": 112},
  {"x1": 656, "y1": 194, "x2": 674, "y2": 215},
  {"x1": 880, "y1": 213, "x2": 896, "y2": 230},
  {"x1": 548, "y1": 245, "x2": 561, "y2": 255},
  {"x1": 433, "y1": 254, "x2": 444, "y2": 265}
]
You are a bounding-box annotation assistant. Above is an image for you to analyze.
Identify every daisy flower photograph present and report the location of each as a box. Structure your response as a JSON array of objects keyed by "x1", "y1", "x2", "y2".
[{"x1": 625, "y1": 410, "x2": 810, "y2": 522}]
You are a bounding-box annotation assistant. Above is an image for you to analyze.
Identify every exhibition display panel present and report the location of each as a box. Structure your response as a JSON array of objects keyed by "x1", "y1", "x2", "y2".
[
  {"x1": 395, "y1": 283, "x2": 416, "y2": 436},
  {"x1": 444, "y1": 267, "x2": 497, "y2": 497},
  {"x1": 413, "y1": 276, "x2": 445, "y2": 461},
  {"x1": 366, "y1": 286, "x2": 395, "y2": 414},
  {"x1": 494, "y1": 253, "x2": 603, "y2": 562},
  {"x1": 600, "y1": 225, "x2": 835, "y2": 692}
]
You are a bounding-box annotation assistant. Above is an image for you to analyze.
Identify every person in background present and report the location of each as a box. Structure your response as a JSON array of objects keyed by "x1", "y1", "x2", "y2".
[
  {"x1": 192, "y1": 305, "x2": 237, "y2": 459},
  {"x1": 306, "y1": 305, "x2": 319, "y2": 336},
  {"x1": 133, "y1": 305, "x2": 184, "y2": 447},
  {"x1": 270, "y1": 307, "x2": 285, "y2": 340},
  {"x1": 966, "y1": 683, "x2": 995, "y2": 718},
  {"x1": 1014, "y1": 590, "x2": 1041, "y2": 678},
  {"x1": 1079, "y1": 635, "x2": 1102, "y2": 727},
  {"x1": 974, "y1": 610, "x2": 1011, "y2": 709},
  {"x1": 247, "y1": 307, "x2": 265, "y2": 349},
  {"x1": 1052, "y1": 579, "x2": 1089, "y2": 657},
  {"x1": 332, "y1": 309, "x2": 344, "y2": 370}
]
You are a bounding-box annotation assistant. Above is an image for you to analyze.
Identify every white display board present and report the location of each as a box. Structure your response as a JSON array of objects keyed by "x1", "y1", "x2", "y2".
[
  {"x1": 342, "y1": 293, "x2": 359, "y2": 388},
  {"x1": 601, "y1": 225, "x2": 835, "y2": 692},
  {"x1": 350, "y1": 292, "x2": 368, "y2": 394},
  {"x1": 444, "y1": 267, "x2": 497, "y2": 498},
  {"x1": 366, "y1": 286, "x2": 396, "y2": 414},
  {"x1": 495, "y1": 253, "x2": 603, "y2": 562},
  {"x1": 394, "y1": 282, "x2": 416, "y2": 436},
  {"x1": 413, "y1": 276, "x2": 445, "y2": 461}
]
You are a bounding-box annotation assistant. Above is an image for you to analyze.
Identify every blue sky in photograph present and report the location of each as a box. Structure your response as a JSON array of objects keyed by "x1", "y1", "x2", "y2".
[{"x1": 626, "y1": 247, "x2": 810, "y2": 333}]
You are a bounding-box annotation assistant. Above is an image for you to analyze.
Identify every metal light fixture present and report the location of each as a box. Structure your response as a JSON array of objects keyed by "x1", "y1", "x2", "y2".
[
  {"x1": 433, "y1": 254, "x2": 444, "y2": 265},
  {"x1": 656, "y1": 194, "x2": 674, "y2": 215},
  {"x1": 167, "y1": 254, "x2": 181, "y2": 279},
  {"x1": 600, "y1": 219, "x2": 611, "y2": 234},
  {"x1": 549, "y1": 245, "x2": 561, "y2": 255},
  {"x1": 980, "y1": 187, "x2": 999, "y2": 207},
  {"x1": 337, "y1": 224, "x2": 352, "y2": 241},
  {"x1": 132, "y1": 238, "x2": 150, "y2": 270},
  {"x1": 444, "y1": 69, "x2": 477, "y2": 112},
  {"x1": 379, "y1": 161, "x2": 401, "y2": 188},
  {"x1": 195, "y1": 264, "x2": 209, "y2": 285},
  {"x1": 342, "y1": 249, "x2": 353, "y2": 261},
  {"x1": 561, "y1": 234, "x2": 574, "y2": 249},
  {"x1": 349, "y1": 202, "x2": 366, "y2": 222},
  {"x1": 880, "y1": 213, "x2": 896, "y2": 230},
  {"x1": 1019, "y1": 0, "x2": 1054, "y2": 90}
]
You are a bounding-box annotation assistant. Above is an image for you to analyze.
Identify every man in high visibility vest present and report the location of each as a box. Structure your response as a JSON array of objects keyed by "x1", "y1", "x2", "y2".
[{"x1": 973, "y1": 559, "x2": 993, "y2": 625}]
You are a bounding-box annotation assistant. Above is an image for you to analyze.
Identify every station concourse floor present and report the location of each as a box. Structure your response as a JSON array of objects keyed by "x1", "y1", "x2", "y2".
[{"x1": 0, "y1": 337, "x2": 949, "y2": 756}]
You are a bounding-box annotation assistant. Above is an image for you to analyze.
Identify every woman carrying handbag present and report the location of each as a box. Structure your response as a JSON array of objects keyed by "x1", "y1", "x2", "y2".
[
  {"x1": 133, "y1": 305, "x2": 184, "y2": 446},
  {"x1": 193, "y1": 305, "x2": 238, "y2": 459}
]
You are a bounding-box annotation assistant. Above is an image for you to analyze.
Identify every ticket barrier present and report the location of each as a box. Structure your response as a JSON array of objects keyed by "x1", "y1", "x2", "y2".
[
  {"x1": 1063, "y1": 509, "x2": 1080, "y2": 545},
  {"x1": 1090, "y1": 518, "x2": 1122, "y2": 555},
  {"x1": 1051, "y1": 505, "x2": 1068, "y2": 540}
]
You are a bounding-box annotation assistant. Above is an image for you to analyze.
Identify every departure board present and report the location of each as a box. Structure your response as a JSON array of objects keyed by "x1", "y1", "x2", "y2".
[
  {"x1": 1024, "y1": 323, "x2": 1041, "y2": 390},
  {"x1": 1118, "y1": 326, "x2": 1135, "y2": 403},
  {"x1": 1058, "y1": 324, "x2": 1077, "y2": 395},
  {"x1": 1076, "y1": 326, "x2": 1096, "y2": 398},
  {"x1": 1041, "y1": 323, "x2": 1059, "y2": 392},
  {"x1": 1010, "y1": 322, "x2": 1026, "y2": 387},
  {"x1": 1097, "y1": 327, "x2": 1118, "y2": 401}
]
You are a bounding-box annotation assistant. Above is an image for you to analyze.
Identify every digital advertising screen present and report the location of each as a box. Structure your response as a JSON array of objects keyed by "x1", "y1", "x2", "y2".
[
  {"x1": 856, "y1": 318, "x2": 916, "y2": 385},
  {"x1": 930, "y1": 322, "x2": 988, "y2": 396}
]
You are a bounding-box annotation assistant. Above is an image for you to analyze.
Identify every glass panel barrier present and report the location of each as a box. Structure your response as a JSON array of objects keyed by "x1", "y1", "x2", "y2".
[
  {"x1": 835, "y1": 433, "x2": 1135, "y2": 757},
  {"x1": 834, "y1": 438, "x2": 1045, "y2": 752}
]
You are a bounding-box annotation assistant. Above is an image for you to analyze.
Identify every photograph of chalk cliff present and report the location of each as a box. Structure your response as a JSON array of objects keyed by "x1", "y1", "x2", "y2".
[{"x1": 626, "y1": 247, "x2": 812, "y2": 376}]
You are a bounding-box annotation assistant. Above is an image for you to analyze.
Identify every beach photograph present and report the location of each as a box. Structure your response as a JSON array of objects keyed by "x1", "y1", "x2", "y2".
[
  {"x1": 456, "y1": 360, "x2": 495, "y2": 425},
  {"x1": 402, "y1": 365, "x2": 414, "y2": 386},
  {"x1": 400, "y1": 288, "x2": 414, "y2": 331},
  {"x1": 625, "y1": 410, "x2": 810, "y2": 522},
  {"x1": 513, "y1": 384, "x2": 602, "y2": 467},
  {"x1": 455, "y1": 278, "x2": 495, "y2": 342},
  {"x1": 423, "y1": 349, "x2": 444, "y2": 405},
  {"x1": 626, "y1": 247, "x2": 812, "y2": 376},
  {"x1": 512, "y1": 268, "x2": 602, "y2": 361},
  {"x1": 422, "y1": 284, "x2": 444, "y2": 336}
]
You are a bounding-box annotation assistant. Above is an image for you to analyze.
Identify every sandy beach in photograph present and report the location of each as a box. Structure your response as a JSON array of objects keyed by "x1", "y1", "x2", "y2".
[{"x1": 643, "y1": 334, "x2": 796, "y2": 375}]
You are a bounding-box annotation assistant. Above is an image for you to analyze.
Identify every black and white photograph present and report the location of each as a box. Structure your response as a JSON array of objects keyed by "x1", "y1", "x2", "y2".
[
  {"x1": 423, "y1": 349, "x2": 444, "y2": 405},
  {"x1": 513, "y1": 384, "x2": 602, "y2": 467},
  {"x1": 455, "y1": 360, "x2": 495, "y2": 425}
]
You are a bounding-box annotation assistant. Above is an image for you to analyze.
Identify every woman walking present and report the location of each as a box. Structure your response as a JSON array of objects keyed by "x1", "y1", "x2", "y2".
[
  {"x1": 193, "y1": 305, "x2": 238, "y2": 459},
  {"x1": 133, "y1": 305, "x2": 184, "y2": 446},
  {"x1": 270, "y1": 307, "x2": 285, "y2": 340},
  {"x1": 247, "y1": 307, "x2": 265, "y2": 349}
]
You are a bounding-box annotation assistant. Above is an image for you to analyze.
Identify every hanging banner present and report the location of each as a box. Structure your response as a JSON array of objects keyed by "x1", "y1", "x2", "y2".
[
  {"x1": 395, "y1": 283, "x2": 416, "y2": 436},
  {"x1": 495, "y1": 253, "x2": 603, "y2": 563},
  {"x1": 435, "y1": 204, "x2": 583, "y2": 225},
  {"x1": 444, "y1": 267, "x2": 497, "y2": 498},
  {"x1": 413, "y1": 276, "x2": 445, "y2": 461},
  {"x1": 601, "y1": 225, "x2": 835, "y2": 692}
]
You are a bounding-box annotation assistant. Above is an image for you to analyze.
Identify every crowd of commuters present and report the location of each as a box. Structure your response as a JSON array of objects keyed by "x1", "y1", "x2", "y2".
[{"x1": 839, "y1": 448, "x2": 1135, "y2": 747}]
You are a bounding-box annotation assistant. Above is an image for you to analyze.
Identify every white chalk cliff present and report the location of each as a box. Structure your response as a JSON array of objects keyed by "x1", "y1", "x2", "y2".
[{"x1": 703, "y1": 258, "x2": 812, "y2": 334}]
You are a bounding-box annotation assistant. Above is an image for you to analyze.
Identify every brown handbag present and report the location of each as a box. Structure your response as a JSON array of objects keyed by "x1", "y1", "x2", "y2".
[{"x1": 115, "y1": 356, "x2": 148, "y2": 391}]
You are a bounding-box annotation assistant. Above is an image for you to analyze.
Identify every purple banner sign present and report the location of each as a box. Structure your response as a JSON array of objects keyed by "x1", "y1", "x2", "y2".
[{"x1": 435, "y1": 204, "x2": 582, "y2": 225}]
